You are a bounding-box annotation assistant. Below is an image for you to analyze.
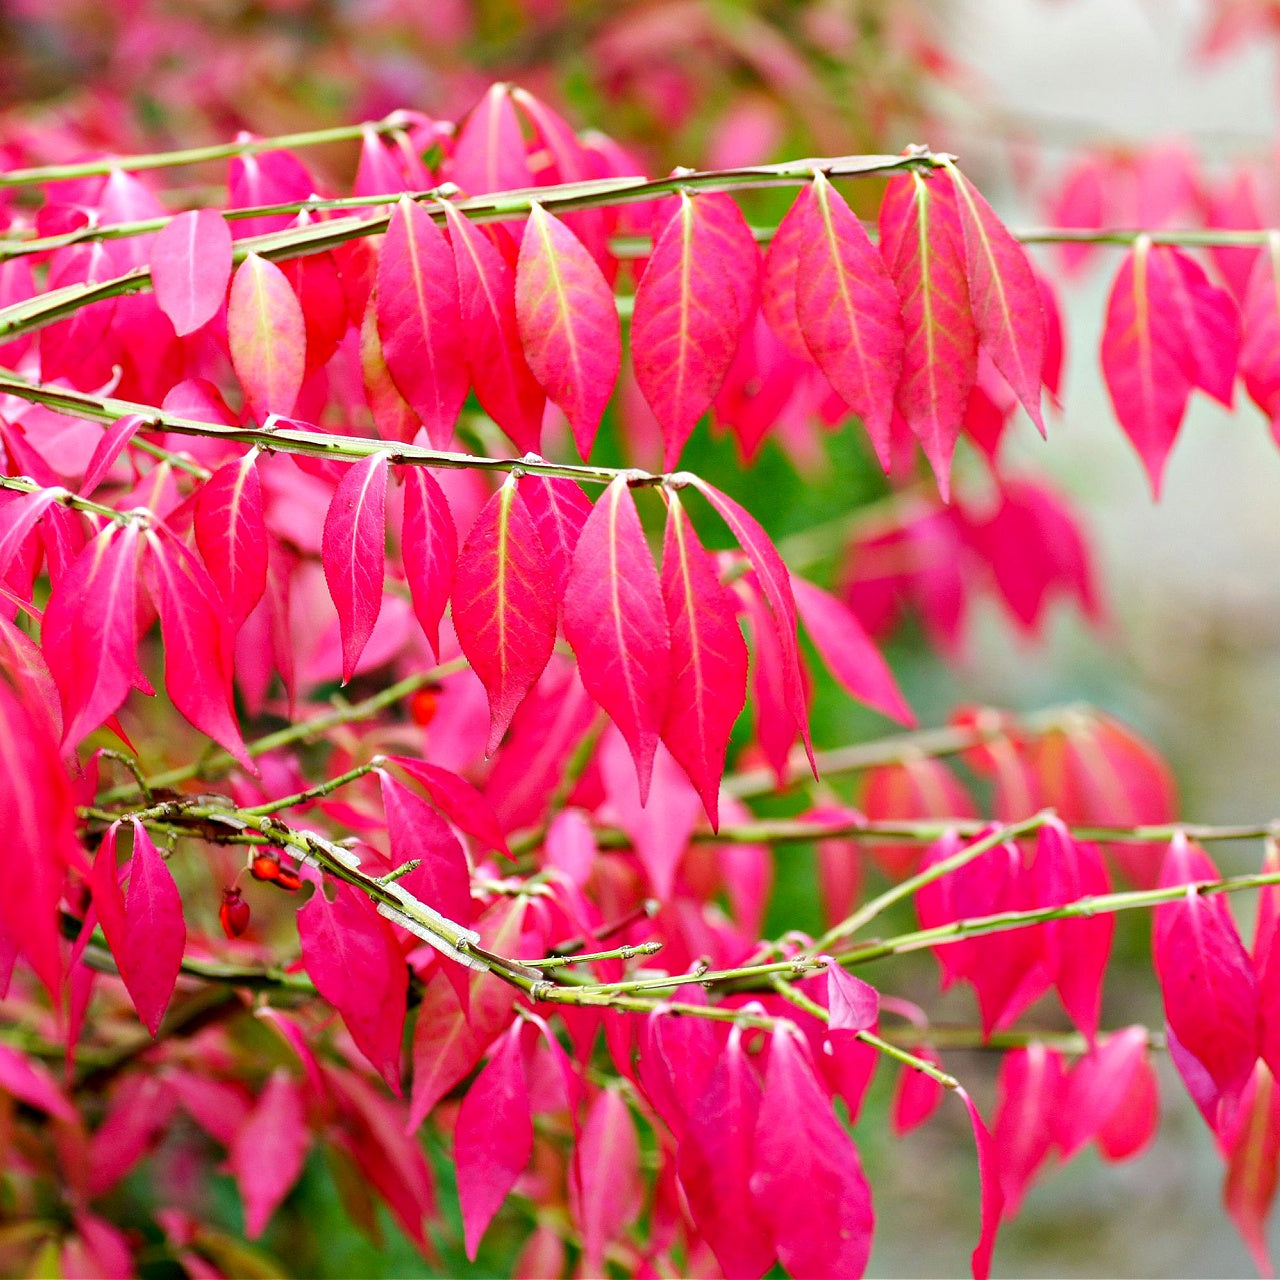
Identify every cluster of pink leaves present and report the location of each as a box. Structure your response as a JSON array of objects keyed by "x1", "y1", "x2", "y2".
[{"x1": 1042, "y1": 141, "x2": 1280, "y2": 493}]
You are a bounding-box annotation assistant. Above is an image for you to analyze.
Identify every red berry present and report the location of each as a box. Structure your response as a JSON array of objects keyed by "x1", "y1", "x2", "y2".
[
  {"x1": 275, "y1": 867, "x2": 302, "y2": 893},
  {"x1": 219, "y1": 887, "x2": 250, "y2": 938},
  {"x1": 250, "y1": 851, "x2": 282, "y2": 882},
  {"x1": 409, "y1": 686, "x2": 442, "y2": 727}
]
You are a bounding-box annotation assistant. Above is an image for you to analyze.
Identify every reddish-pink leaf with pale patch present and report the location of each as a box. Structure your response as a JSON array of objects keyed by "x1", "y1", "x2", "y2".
[
  {"x1": 455, "y1": 1022, "x2": 533, "y2": 1260},
  {"x1": 751, "y1": 1026, "x2": 874, "y2": 1280},
  {"x1": 81, "y1": 414, "x2": 144, "y2": 497},
  {"x1": 796, "y1": 172, "x2": 904, "y2": 467},
  {"x1": 660, "y1": 491, "x2": 746, "y2": 827},
  {"x1": 229, "y1": 1070, "x2": 310, "y2": 1239},
  {"x1": 322, "y1": 452, "x2": 389, "y2": 683},
  {"x1": 563, "y1": 475, "x2": 671, "y2": 800},
  {"x1": 120, "y1": 820, "x2": 186, "y2": 1035},
  {"x1": 1160, "y1": 245, "x2": 1240, "y2": 408},
  {"x1": 516, "y1": 204, "x2": 620, "y2": 458},
  {"x1": 194, "y1": 449, "x2": 267, "y2": 633},
  {"x1": 825, "y1": 964, "x2": 880, "y2": 1033},
  {"x1": 450, "y1": 84, "x2": 532, "y2": 196},
  {"x1": 443, "y1": 202, "x2": 546, "y2": 452},
  {"x1": 451, "y1": 480, "x2": 557, "y2": 752},
  {"x1": 377, "y1": 196, "x2": 468, "y2": 447},
  {"x1": 632, "y1": 192, "x2": 760, "y2": 467},
  {"x1": 1100, "y1": 237, "x2": 1195, "y2": 498},
  {"x1": 298, "y1": 881, "x2": 407, "y2": 1093},
  {"x1": 228, "y1": 253, "x2": 306, "y2": 421},
  {"x1": 517, "y1": 474, "x2": 592, "y2": 599},
  {"x1": 151, "y1": 209, "x2": 232, "y2": 336},
  {"x1": 879, "y1": 173, "x2": 977, "y2": 498}
]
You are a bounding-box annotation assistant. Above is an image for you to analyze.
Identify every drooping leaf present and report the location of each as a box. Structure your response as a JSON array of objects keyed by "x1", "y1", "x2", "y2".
[
  {"x1": 150, "y1": 209, "x2": 233, "y2": 337},
  {"x1": 572, "y1": 1088, "x2": 643, "y2": 1276},
  {"x1": 227, "y1": 252, "x2": 307, "y2": 421},
  {"x1": 759, "y1": 183, "x2": 816, "y2": 358},
  {"x1": 1100, "y1": 236, "x2": 1195, "y2": 497},
  {"x1": 879, "y1": 172, "x2": 978, "y2": 498},
  {"x1": 891, "y1": 1046, "x2": 946, "y2": 1135},
  {"x1": 516, "y1": 203, "x2": 621, "y2": 459},
  {"x1": 992, "y1": 1044, "x2": 1065, "y2": 1219},
  {"x1": 825, "y1": 965, "x2": 880, "y2": 1034},
  {"x1": 0, "y1": 1042, "x2": 75, "y2": 1120},
  {"x1": 632, "y1": 192, "x2": 760, "y2": 467},
  {"x1": 386, "y1": 756, "x2": 511, "y2": 858},
  {"x1": 322, "y1": 452, "x2": 390, "y2": 683},
  {"x1": 683, "y1": 474, "x2": 812, "y2": 769},
  {"x1": 442, "y1": 201, "x2": 546, "y2": 452},
  {"x1": 43, "y1": 521, "x2": 149, "y2": 749},
  {"x1": 751, "y1": 1026, "x2": 874, "y2": 1280},
  {"x1": 562, "y1": 475, "x2": 671, "y2": 800},
  {"x1": 376, "y1": 196, "x2": 468, "y2": 447},
  {"x1": 194, "y1": 449, "x2": 267, "y2": 633},
  {"x1": 957, "y1": 1086, "x2": 1006, "y2": 1280},
  {"x1": 81, "y1": 413, "x2": 144, "y2": 497},
  {"x1": 1160, "y1": 245, "x2": 1240, "y2": 408},
  {"x1": 1240, "y1": 232, "x2": 1280, "y2": 440},
  {"x1": 119, "y1": 820, "x2": 186, "y2": 1036},
  {"x1": 398, "y1": 467, "x2": 456, "y2": 659},
  {"x1": 451, "y1": 478, "x2": 558, "y2": 753},
  {"x1": 408, "y1": 972, "x2": 486, "y2": 1131},
  {"x1": 796, "y1": 171, "x2": 904, "y2": 467},
  {"x1": 298, "y1": 880, "x2": 408, "y2": 1093},
  {"x1": 944, "y1": 163, "x2": 1047, "y2": 432},
  {"x1": 517, "y1": 473, "x2": 592, "y2": 600},
  {"x1": 455, "y1": 1021, "x2": 533, "y2": 1260},
  {"x1": 1223, "y1": 1061, "x2": 1280, "y2": 1276},
  {"x1": 659, "y1": 490, "x2": 747, "y2": 826},
  {"x1": 450, "y1": 84, "x2": 532, "y2": 197},
  {"x1": 229, "y1": 1070, "x2": 310, "y2": 1239},
  {"x1": 144, "y1": 525, "x2": 252, "y2": 770},
  {"x1": 791, "y1": 575, "x2": 914, "y2": 725}
]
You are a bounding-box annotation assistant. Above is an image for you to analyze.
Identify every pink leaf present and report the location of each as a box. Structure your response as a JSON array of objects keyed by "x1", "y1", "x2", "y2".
[
  {"x1": 945, "y1": 165, "x2": 1047, "y2": 432},
  {"x1": 1154, "y1": 880, "x2": 1260, "y2": 1103},
  {"x1": 572, "y1": 1088, "x2": 643, "y2": 1275},
  {"x1": 229, "y1": 1069, "x2": 310, "y2": 1239},
  {"x1": 957, "y1": 1085, "x2": 1006, "y2": 1280},
  {"x1": 678, "y1": 1025, "x2": 773, "y2": 1279},
  {"x1": 385, "y1": 756, "x2": 511, "y2": 859},
  {"x1": 450, "y1": 84, "x2": 532, "y2": 196},
  {"x1": 683, "y1": 475, "x2": 812, "y2": 769},
  {"x1": 194, "y1": 449, "x2": 267, "y2": 633},
  {"x1": 796, "y1": 172, "x2": 905, "y2": 467},
  {"x1": 322, "y1": 452, "x2": 389, "y2": 683},
  {"x1": 516, "y1": 203, "x2": 621, "y2": 459},
  {"x1": 0, "y1": 1042, "x2": 75, "y2": 1120},
  {"x1": 378, "y1": 771, "x2": 474, "y2": 928},
  {"x1": 517, "y1": 474, "x2": 592, "y2": 599},
  {"x1": 151, "y1": 209, "x2": 232, "y2": 337},
  {"x1": 1161, "y1": 246, "x2": 1240, "y2": 408},
  {"x1": 120, "y1": 820, "x2": 186, "y2": 1036},
  {"x1": 792, "y1": 575, "x2": 914, "y2": 725},
  {"x1": 376, "y1": 196, "x2": 467, "y2": 447},
  {"x1": 632, "y1": 192, "x2": 760, "y2": 467},
  {"x1": 144, "y1": 526, "x2": 251, "y2": 770},
  {"x1": 1057, "y1": 1027, "x2": 1158, "y2": 1161},
  {"x1": 1100, "y1": 236, "x2": 1195, "y2": 498},
  {"x1": 81, "y1": 413, "x2": 144, "y2": 497},
  {"x1": 298, "y1": 881, "x2": 407, "y2": 1092},
  {"x1": 751, "y1": 1026, "x2": 874, "y2": 1280},
  {"x1": 43, "y1": 522, "x2": 148, "y2": 749},
  {"x1": 455, "y1": 1021, "x2": 533, "y2": 1260},
  {"x1": 451, "y1": 479, "x2": 558, "y2": 752},
  {"x1": 228, "y1": 253, "x2": 307, "y2": 421},
  {"x1": 992, "y1": 1044, "x2": 1065, "y2": 1218},
  {"x1": 408, "y1": 973, "x2": 485, "y2": 1131},
  {"x1": 1223, "y1": 1061, "x2": 1280, "y2": 1276},
  {"x1": 1240, "y1": 233, "x2": 1280, "y2": 439},
  {"x1": 443, "y1": 202, "x2": 546, "y2": 452},
  {"x1": 759, "y1": 183, "x2": 816, "y2": 358},
  {"x1": 891, "y1": 1047, "x2": 946, "y2": 1135},
  {"x1": 399, "y1": 467, "x2": 456, "y2": 659},
  {"x1": 562, "y1": 476, "x2": 671, "y2": 800},
  {"x1": 824, "y1": 964, "x2": 880, "y2": 1033},
  {"x1": 879, "y1": 173, "x2": 977, "y2": 499},
  {"x1": 660, "y1": 491, "x2": 747, "y2": 827}
]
